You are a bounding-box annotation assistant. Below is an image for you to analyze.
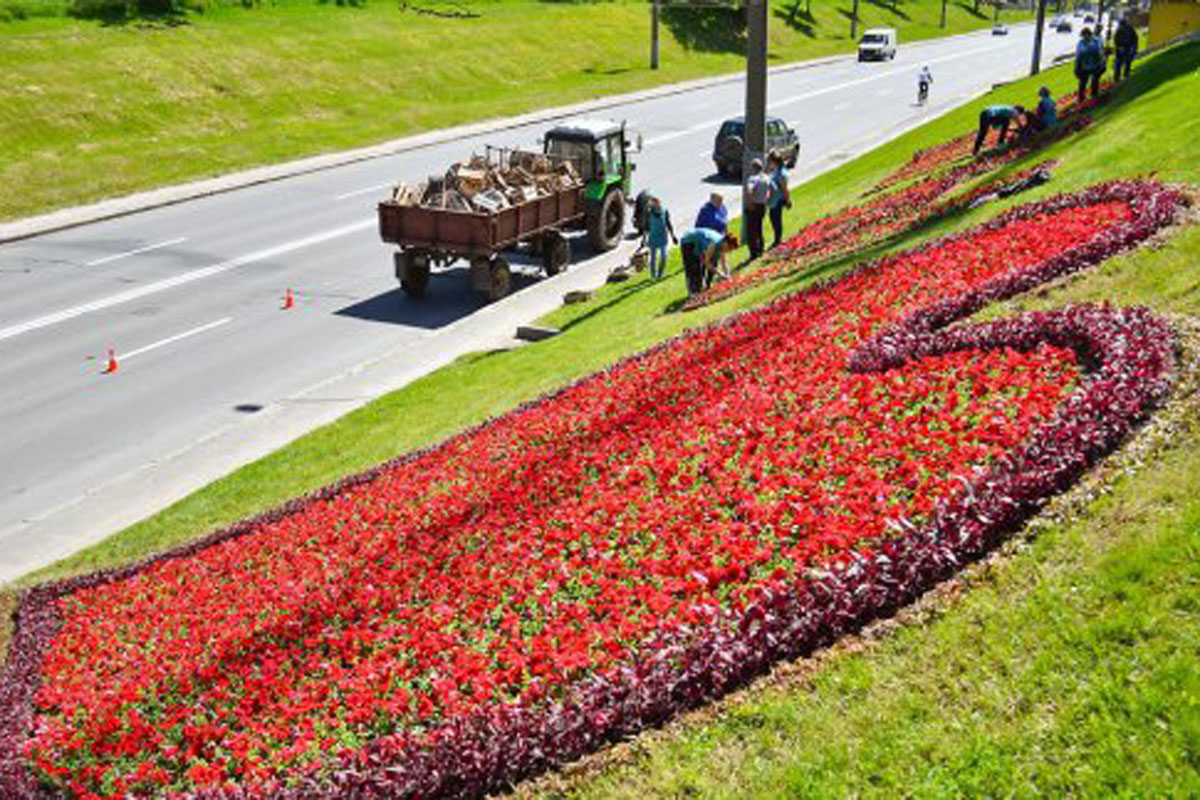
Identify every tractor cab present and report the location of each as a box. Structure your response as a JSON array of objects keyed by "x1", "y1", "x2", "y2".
[{"x1": 543, "y1": 118, "x2": 636, "y2": 251}]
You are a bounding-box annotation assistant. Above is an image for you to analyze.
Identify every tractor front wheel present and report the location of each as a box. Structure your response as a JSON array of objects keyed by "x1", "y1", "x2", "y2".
[{"x1": 632, "y1": 190, "x2": 653, "y2": 237}]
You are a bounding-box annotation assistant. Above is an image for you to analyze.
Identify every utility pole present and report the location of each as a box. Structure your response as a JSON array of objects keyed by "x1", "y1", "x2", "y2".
[
  {"x1": 1031, "y1": 0, "x2": 1048, "y2": 74},
  {"x1": 940, "y1": 0, "x2": 948, "y2": 28},
  {"x1": 650, "y1": 0, "x2": 661, "y2": 70},
  {"x1": 744, "y1": 0, "x2": 768, "y2": 179},
  {"x1": 850, "y1": 0, "x2": 861, "y2": 39}
]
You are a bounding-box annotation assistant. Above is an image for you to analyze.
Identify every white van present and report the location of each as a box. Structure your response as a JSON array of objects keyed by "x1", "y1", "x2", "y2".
[{"x1": 858, "y1": 28, "x2": 898, "y2": 61}]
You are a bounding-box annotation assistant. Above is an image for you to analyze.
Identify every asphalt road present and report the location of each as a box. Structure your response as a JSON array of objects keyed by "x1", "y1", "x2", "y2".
[{"x1": 0, "y1": 23, "x2": 1079, "y2": 582}]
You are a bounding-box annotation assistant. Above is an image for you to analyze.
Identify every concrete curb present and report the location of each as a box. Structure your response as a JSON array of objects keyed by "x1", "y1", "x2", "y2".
[{"x1": 0, "y1": 26, "x2": 1008, "y2": 245}]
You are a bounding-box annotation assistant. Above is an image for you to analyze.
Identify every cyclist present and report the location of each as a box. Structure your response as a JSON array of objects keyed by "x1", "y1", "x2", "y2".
[{"x1": 917, "y1": 65, "x2": 933, "y2": 105}]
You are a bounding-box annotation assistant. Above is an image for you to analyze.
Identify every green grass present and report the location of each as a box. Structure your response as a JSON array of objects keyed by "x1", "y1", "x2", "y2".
[
  {"x1": 0, "y1": 0, "x2": 1019, "y2": 221},
  {"x1": 547, "y1": 43, "x2": 1200, "y2": 798},
  {"x1": 562, "y1": 455, "x2": 1200, "y2": 797},
  {"x1": 4, "y1": 34, "x2": 1200, "y2": 799}
]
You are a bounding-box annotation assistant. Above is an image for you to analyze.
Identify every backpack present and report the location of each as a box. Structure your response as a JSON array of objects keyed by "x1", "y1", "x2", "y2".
[{"x1": 1078, "y1": 39, "x2": 1104, "y2": 74}]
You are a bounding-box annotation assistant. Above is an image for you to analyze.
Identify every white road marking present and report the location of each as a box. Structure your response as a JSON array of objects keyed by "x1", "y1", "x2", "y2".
[
  {"x1": 336, "y1": 182, "x2": 395, "y2": 201},
  {"x1": 770, "y1": 42, "x2": 1012, "y2": 108},
  {"x1": 643, "y1": 42, "x2": 1012, "y2": 150},
  {"x1": 0, "y1": 219, "x2": 374, "y2": 344},
  {"x1": 644, "y1": 119, "x2": 722, "y2": 147},
  {"x1": 119, "y1": 317, "x2": 232, "y2": 361},
  {"x1": 85, "y1": 237, "x2": 187, "y2": 267}
]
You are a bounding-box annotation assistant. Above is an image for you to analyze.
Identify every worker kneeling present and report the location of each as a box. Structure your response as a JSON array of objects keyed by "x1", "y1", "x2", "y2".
[{"x1": 973, "y1": 103, "x2": 1026, "y2": 155}]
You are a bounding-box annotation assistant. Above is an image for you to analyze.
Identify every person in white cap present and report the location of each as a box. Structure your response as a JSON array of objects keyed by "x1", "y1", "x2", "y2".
[{"x1": 743, "y1": 157, "x2": 774, "y2": 260}]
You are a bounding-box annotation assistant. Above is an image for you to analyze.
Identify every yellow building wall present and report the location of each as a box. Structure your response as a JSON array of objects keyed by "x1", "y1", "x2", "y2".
[{"x1": 1149, "y1": 0, "x2": 1200, "y2": 47}]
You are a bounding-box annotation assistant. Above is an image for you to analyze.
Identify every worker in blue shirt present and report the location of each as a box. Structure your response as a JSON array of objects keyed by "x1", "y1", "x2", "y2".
[
  {"x1": 1032, "y1": 86, "x2": 1057, "y2": 132},
  {"x1": 1075, "y1": 27, "x2": 1106, "y2": 100},
  {"x1": 766, "y1": 151, "x2": 792, "y2": 249},
  {"x1": 642, "y1": 195, "x2": 678, "y2": 280},
  {"x1": 694, "y1": 192, "x2": 728, "y2": 234},
  {"x1": 680, "y1": 228, "x2": 738, "y2": 295},
  {"x1": 972, "y1": 104, "x2": 1026, "y2": 155}
]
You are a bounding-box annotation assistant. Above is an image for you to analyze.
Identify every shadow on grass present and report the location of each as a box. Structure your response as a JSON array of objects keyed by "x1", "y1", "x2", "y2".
[
  {"x1": 67, "y1": 0, "x2": 191, "y2": 25},
  {"x1": 867, "y1": 0, "x2": 911, "y2": 21},
  {"x1": 1098, "y1": 39, "x2": 1200, "y2": 117},
  {"x1": 662, "y1": 3, "x2": 747, "y2": 54},
  {"x1": 954, "y1": 1, "x2": 987, "y2": 19},
  {"x1": 557, "y1": 273, "x2": 665, "y2": 332},
  {"x1": 584, "y1": 65, "x2": 636, "y2": 76},
  {"x1": 774, "y1": 1, "x2": 815, "y2": 37}
]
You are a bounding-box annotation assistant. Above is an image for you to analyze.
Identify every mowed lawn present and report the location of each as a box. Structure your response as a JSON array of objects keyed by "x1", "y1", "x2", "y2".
[
  {"x1": 0, "y1": 0, "x2": 1013, "y2": 221},
  {"x1": 3, "y1": 32, "x2": 1198, "y2": 800}
]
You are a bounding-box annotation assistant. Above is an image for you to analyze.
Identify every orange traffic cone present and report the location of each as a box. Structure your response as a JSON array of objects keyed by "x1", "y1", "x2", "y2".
[
  {"x1": 282, "y1": 288, "x2": 295, "y2": 310},
  {"x1": 102, "y1": 348, "x2": 118, "y2": 374}
]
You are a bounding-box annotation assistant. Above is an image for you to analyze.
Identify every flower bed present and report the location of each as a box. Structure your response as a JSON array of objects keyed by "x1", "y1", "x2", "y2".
[
  {"x1": 682, "y1": 91, "x2": 1104, "y2": 313},
  {"x1": 868, "y1": 88, "x2": 1107, "y2": 194},
  {"x1": 684, "y1": 158, "x2": 1062, "y2": 311},
  {"x1": 0, "y1": 182, "x2": 1183, "y2": 799}
]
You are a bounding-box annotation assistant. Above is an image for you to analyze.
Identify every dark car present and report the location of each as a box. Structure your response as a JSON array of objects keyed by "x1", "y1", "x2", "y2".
[
  {"x1": 1056, "y1": 17, "x2": 1073, "y2": 32},
  {"x1": 712, "y1": 117, "x2": 799, "y2": 178}
]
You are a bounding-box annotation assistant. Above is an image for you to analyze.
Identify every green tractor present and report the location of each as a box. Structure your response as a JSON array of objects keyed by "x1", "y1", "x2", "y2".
[{"x1": 542, "y1": 119, "x2": 637, "y2": 251}]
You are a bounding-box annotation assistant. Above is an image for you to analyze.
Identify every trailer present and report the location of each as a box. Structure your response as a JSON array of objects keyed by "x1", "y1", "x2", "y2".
[
  {"x1": 378, "y1": 157, "x2": 584, "y2": 302},
  {"x1": 379, "y1": 120, "x2": 634, "y2": 302}
]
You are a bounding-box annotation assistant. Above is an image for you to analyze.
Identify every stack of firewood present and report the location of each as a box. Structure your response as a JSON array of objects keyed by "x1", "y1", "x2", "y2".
[{"x1": 392, "y1": 151, "x2": 582, "y2": 213}]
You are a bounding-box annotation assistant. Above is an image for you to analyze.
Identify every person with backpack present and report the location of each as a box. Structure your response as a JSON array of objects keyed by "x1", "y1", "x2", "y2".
[
  {"x1": 1075, "y1": 27, "x2": 1106, "y2": 100},
  {"x1": 641, "y1": 195, "x2": 678, "y2": 280},
  {"x1": 1113, "y1": 17, "x2": 1138, "y2": 81},
  {"x1": 742, "y1": 158, "x2": 774, "y2": 260}
]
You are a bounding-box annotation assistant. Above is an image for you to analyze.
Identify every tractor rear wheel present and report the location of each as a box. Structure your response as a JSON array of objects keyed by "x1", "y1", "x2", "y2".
[
  {"x1": 542, "y1": 230, "x2": 570, "y2": 276},
  {"x1": 587, "y1": 188, "x2": 626, "y2": 252},
  {"x1": 484, "y1": 256, "x2": 512, "y2": 302},
  {"x1": 396, "y1": 251, "x2": 430, "y2": 298}
]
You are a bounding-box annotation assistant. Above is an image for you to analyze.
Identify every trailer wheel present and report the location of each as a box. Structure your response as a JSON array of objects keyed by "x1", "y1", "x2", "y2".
[
  {"x1": 542, "y1": 231, "x2": 570, "y2": 276},
  {"x1": 396, "y1": 251, "x2": 430, "y2": 298},
  {"x1": 484, "y1": 256, "x2": 512, "y2": 302},
  {"x1": 587, "y1": 188, "x2": 625, "y2": 252}
]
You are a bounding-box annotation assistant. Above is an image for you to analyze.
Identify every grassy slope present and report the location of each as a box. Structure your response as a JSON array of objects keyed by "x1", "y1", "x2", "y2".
[
  {"x1": 3, "y1": 37, "x2": 1199, "y2": 797},
  {"x1": 0, "y1": 0, "x2": 1013, "y2": 221},
  {"x1": 556, "y1": 44, "x2": 1200, "y2": 798}
]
